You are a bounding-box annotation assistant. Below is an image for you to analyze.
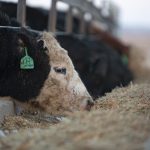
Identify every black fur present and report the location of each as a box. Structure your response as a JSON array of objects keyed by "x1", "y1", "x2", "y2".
[
  {"x1": 56, "y1": 34, "x2": 133, "y2": 99},
  {"x1": 0, "y1": 11, "x2": 11, "y2": 26},
  {"x1": 0, "y1": 10, "x2": 20, "y2": 27},
  {"x1": 0, "y1": 27, "x2": 50, "y2": 102}
]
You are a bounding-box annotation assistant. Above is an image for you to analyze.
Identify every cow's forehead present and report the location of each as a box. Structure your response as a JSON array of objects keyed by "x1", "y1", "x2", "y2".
[
  {"x1": 40, "y1": 32, "x2": 74, "y2": 70},
  {"x1": 40, "y1": 32, "x2": 67, "y2": 55},
  {"x1": 40, "y1": 32, "x2": 63, "y2": 51}
]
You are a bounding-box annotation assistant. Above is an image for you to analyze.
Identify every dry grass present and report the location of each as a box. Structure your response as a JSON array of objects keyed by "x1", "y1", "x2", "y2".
[
  {"x1": 1, "y1": 111, "x2": 150, "y2": 150},
  {"x1": 0, "y1": 83, "x2": 150, "y2": 150},
  {"x1": 1, "y1": 116, "x2": 52, "y2": 130},
  {"x1": 93, "y1": 83, "x2": 150, "y2": 116}
]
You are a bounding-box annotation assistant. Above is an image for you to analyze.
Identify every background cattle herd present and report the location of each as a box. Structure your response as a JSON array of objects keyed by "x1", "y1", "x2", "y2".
[{"x1": 0, "y1": 1, "x2": 133, "y2": 110}]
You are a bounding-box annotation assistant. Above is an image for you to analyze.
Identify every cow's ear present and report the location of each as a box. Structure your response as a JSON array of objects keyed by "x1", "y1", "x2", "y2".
[
  {"x1": 16, "y1": 33, "x2": 31, "y2": 55},
  {"x1": 17, "y1": 33, "x2": 30, "y2": 47},
  {"x1": 37, "y1": 40, "x2": 48, "y2": 52}
]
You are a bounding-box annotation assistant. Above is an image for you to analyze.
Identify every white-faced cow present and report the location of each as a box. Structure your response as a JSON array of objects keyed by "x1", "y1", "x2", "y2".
[
  {"x1": 33, "y1": 32, "x2": 93, "y2": 114},
  {"x1": 0, "y1": 13, "x2": 93, "y2": 114}
]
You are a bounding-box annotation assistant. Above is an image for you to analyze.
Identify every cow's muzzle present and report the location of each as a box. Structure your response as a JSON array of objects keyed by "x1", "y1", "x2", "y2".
[
  {"x1": 85, "y1": 99, "x2": 94, "y2": 111},
  {"x1": 81, "y1": 98, "x2": 94, "y2": 111}
]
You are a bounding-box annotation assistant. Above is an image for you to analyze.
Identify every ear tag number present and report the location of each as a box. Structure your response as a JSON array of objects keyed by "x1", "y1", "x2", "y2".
[{"x1": 20, "y1": 47, "x2": 34, "y2": 69}]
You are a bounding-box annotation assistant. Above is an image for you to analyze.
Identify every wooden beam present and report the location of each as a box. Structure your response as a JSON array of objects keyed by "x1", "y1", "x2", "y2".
[
  {"x1": 17, "y1": 0, "x2": 26, "y2": 27},
  {"x1": 48, "y1": 0, "x2": 57, "y2": 32},
  {"x1": 65, "y1": 6, "x2": 73, "y2": 33}
]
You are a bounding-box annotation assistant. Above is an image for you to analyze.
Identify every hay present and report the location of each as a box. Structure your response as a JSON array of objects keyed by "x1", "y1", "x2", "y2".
[
  {"x1": 0, "y1": 83, "x2": 150, "y2": 150},
  {"x1": 1, "y1": 116, "x2": 52, "y2": 131},
  {"x1": 93, "y1": 83, "x2": 150, "y2": 117}
]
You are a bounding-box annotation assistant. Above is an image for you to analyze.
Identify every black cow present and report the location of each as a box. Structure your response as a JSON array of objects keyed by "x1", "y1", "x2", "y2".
[
  {"x1": 56, "y1": 34, "x2": 133, "y2": 98},
  {"x1": 0, "y1": 12, "x2": 94, "y2": 112}
]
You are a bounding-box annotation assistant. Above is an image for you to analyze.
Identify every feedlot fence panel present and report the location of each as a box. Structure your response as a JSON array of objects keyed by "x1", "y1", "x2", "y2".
[{"x1": 14, "y1": 0, "x2": 114, "y2": 33}]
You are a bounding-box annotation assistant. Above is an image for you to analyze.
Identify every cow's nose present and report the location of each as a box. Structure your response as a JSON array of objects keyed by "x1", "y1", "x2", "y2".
[{"x1": 85, "y1": 99, "x2": 94, "y2": 111}]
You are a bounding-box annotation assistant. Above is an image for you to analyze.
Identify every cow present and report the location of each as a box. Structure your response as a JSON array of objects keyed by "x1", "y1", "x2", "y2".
[
  {"x1": 0, "y1": 13, "x2": 93, "y2": 114},
  {"x1": 88, "y1": 25, "x2": 130, "y2": 56},
  {"x1": 56, "y1": 34, "x2": 133, "y2": 99}
]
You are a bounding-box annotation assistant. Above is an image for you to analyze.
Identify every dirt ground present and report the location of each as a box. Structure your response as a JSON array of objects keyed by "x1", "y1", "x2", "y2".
[{"x1": 0, "y1": 83, "x2": 150, "y2": 150}]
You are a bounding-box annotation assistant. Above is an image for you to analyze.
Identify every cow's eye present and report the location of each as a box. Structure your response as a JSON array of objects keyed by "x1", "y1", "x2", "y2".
[
  {"x1": 43, "y1": 47, "x2": 48, "y2": 51},
  {"x1": 54, "y1": 67, "x2": 66, "y2": 75}
]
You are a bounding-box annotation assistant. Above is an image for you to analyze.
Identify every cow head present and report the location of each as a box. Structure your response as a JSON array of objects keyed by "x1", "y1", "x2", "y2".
[
  {"x1": 35, "y1": 32, "x2": 94, "y2": 114},
  {"x1": 0, "y1": 28, "x2": 93, "y2": 114}
]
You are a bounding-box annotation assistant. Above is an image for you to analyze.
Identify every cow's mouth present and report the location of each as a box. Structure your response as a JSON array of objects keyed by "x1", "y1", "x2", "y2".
[
  {"x1": 80, "y1": 98, "x2": 94, "y2": 111},
  {"x1": 85, "y1": 99, "x2": 95, "y2": 111}
]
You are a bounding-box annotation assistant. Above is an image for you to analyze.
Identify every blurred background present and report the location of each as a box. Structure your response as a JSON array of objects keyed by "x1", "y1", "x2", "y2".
[
  {"x1": 2, "y1": 0, "x2": 150, "y2": 32},
  {"x1": 1, "y1": 0, "x2": 150, "y2": 42},
  {"x1": 2, "y1": 0, "x2": 150, "y2": 52}
]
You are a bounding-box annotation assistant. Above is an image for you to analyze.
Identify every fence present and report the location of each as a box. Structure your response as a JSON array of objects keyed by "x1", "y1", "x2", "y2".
[{"x1": 17, "y1": 0, "x2": 117, "y2": 34}]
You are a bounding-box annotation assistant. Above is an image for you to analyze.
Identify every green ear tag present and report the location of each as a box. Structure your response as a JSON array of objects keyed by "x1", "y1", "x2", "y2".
[{"x1": 20, "y1": 47, "x2": 34, "y2": 69}]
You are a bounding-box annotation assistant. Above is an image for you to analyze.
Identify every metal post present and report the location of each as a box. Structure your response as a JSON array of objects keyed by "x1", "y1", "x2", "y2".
[
  {"x1": 48, "y1": 0, "x2": 57, "y2": 32},
  {"x1": 65, "y1": 6, "x2": 73, "y2": 33},
  {"x1": 17, "y1": 0, "x2": 26, "y2": 27}
]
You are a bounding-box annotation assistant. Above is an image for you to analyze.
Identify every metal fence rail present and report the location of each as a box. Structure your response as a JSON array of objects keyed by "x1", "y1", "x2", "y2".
[{"x1": 16, "y1": 0, "x2": 116, "y2": 34}]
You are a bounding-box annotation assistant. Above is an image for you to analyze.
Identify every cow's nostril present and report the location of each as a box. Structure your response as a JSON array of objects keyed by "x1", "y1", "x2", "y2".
[{"x1": 86, "y1": 99, "x2": 94, "y2": 111}]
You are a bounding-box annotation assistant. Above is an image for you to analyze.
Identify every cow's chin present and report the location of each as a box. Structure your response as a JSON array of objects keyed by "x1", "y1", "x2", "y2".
[
  {"x1": 14, "y1": 82, "x2": 93, "y2": 116},
  {"x1": 36, "y1": 91, "x2": 93, "y2": 115}
]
